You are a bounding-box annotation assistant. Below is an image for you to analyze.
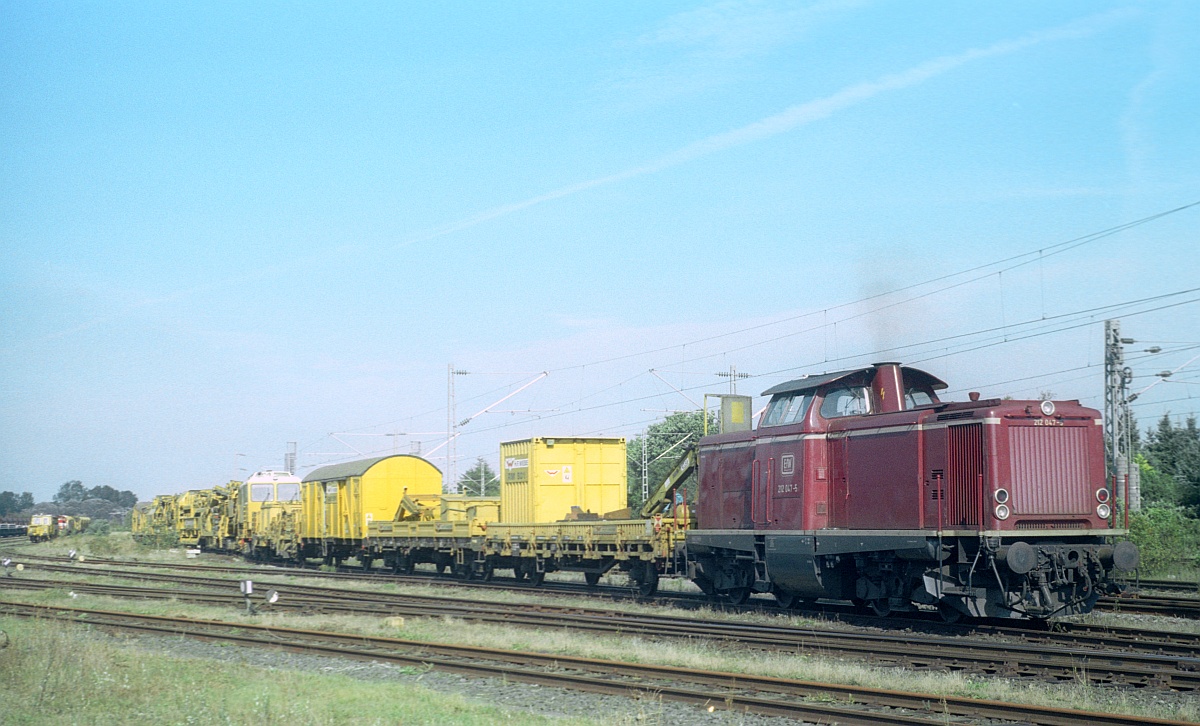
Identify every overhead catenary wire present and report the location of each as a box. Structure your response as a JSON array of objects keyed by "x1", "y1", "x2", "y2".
[{"x1": 301, "y1": 201, "x2": 1200, "y2": 463}]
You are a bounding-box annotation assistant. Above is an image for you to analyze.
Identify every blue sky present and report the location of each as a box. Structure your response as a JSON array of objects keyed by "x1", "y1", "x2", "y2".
[{"x1": 2, "y1": 1, "x2": 1198, "y2": 500}]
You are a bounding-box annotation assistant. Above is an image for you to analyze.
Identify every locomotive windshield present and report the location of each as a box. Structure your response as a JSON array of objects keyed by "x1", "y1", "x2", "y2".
[
  {"x1": 819, "y1": 386, "x2": 871, "y2": 418},
  {"x1": 277, "y1": 483, "x2": 300, "y2": 501},
  {"x1": 251, "y1": 484, "x2": 273, "y2": 502},
  {"x1": 760, "y1": 392, "x2": 811, "y2": 427}
]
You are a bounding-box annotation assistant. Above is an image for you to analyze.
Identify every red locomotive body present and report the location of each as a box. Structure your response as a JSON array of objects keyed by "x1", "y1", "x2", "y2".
[{"x1": 687, "y1": 363, "x2": 1138, "y2": 619}]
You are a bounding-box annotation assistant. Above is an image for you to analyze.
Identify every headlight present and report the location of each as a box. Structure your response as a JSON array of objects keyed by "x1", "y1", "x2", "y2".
[
  {"x1": 1096, "y1": 488, "x2": 1110, "y2": 503},
  {"x1": 994, "y1": 488, "x2": 1010, "y2": 504},
  {"x1": 1040, "y1": 400, "x2": 1056, "y2": 416},
  {"x1": 1097, "y1": 503, "x2": 1111, "y2": 520},
  {"x1": 994, "y1": 504, "x2": 1011, "y2": 520}
]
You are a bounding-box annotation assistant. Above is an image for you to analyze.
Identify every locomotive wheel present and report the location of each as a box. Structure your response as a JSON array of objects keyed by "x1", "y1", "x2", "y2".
[
  {"x1": 725, "y1": 587, "x2": 751, "y2": 606},
  {"x1": 869, "y1": 598, "x2": 892, "y2": 617},
  {"x1": 938, "y1": 602, "x2": 963, "y2": 624},
  {"x1": 584, "y1": 572, "x2": 601, "y2": 587},
  {"x1": 773, "y1": 591, "x2": 797, "y2": 609}
]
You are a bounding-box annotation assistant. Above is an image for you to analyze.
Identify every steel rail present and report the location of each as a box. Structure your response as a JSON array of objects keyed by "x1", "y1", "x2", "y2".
[
  {"x1": 23, "y1": 550, "x2": 1199, "y2": 618},
  {"x1": 0, "y1": 600, "x2": 1187, "y2": 726},
  {"x1": 13, "y1": 550, "x2": 1200, "y2": 633},
  {"x1": 7, "y1": 567, "x2": 1199, "y2": 690},
  {"x1": 16, "y1": 555, "x2": 1200, "y2": 650}
]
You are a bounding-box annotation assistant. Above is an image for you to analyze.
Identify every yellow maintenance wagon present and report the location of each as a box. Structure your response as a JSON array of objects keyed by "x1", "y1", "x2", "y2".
[
  {"x1": 28, "y1": 514, "x2": 56, "y2": 543},
  {"x1": 302, "y1": 454, "x2": 442, "y2": 565}
]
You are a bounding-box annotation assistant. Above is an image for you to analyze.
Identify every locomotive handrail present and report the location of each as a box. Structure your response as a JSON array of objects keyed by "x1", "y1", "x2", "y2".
[
  {"x1": 766, "y1": 457, "x2": 774, "y2": 525},
  {"x1": 750, "y1": 459, "x2": 761, "y2": 525}
]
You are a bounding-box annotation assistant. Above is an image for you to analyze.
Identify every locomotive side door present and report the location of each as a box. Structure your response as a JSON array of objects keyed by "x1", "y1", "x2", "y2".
[
  {"x1": 828, "y1": 435, "x2": 850, "y2": 528},
  {"x1": 754, "y1": 436, "x2": 804, "y2": 529}
]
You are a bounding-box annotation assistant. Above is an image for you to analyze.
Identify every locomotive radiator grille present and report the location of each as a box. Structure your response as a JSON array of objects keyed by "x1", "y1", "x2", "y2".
[
  {"x1": 946, "y1": 423, "x2": 983, "y2": 527},
  {"x1": 1008, "y1": 426, "x2": 1090, "y2": 515}
]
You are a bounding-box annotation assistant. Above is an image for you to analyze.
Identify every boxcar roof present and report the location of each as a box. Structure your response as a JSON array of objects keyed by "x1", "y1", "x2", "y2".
[
  {"x1": 761, "y1": 365, "x2": 947, "y2": 397},
  {"x1": 303, "y1": 454, "x2": 439, "y2": 483}
]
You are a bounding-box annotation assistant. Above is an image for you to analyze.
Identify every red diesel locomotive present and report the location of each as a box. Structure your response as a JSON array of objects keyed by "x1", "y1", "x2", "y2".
[{"x1": 685, "y1": 362, "x2": 1139, "y2": 620}]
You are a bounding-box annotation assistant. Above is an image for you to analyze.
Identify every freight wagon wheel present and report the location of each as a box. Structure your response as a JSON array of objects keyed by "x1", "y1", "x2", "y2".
[
  {"x1": 529, "y1": 569, "x2": 545, "y2": 587},
  {"x1": 637, "y1": 576, "x2": 659, "y2": 598},
  {"x1": 724, "y1": 587, "x2": 751, "y2": 606},
  {"x1": 584, "y1": 572, "x2": 601, "y2": 587},
  {"x1": 480, "y1": 561, "x2": 494, "y2": 582},
  {"x1": 393, "y1": 556, "x2": 413, "y2": 575},
  {"x1": 869, "y1": 599, "x2": 892, "y2": 617}
]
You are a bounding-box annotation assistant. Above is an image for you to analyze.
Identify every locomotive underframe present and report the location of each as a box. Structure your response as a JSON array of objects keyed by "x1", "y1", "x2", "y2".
[{"x1": 686, "y1": 528, "x2": 1135, "y2": 619}]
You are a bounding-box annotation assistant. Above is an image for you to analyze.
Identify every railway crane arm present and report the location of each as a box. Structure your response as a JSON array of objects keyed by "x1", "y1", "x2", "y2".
[{"x1": 638, "y1": 445, "x2": 698, "y2": 520}]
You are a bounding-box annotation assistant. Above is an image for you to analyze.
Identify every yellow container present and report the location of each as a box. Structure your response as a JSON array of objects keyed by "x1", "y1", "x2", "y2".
[
  {"x1": 302, "y1": 454, "x2": 442, "y2": 540},
  {"x1": 499, "y1": 437, "x2": 627, "y2": 524}
]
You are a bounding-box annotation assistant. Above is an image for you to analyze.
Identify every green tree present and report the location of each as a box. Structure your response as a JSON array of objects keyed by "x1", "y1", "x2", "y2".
[
  {"x1": 1143, "y1": 415, "x2": 1200, "y2": 510},
  {"x1": 457, "y1": 457, "x2": 499, "y2": 496},
  {"x1": 18, "y1": 492, "x2": 33, "y2": 510},
  {"x1": 53, "y1": 480, "x2": 87, "y2": 503},
  {"x1": 1138, "y1": 455, "x2": 1182, "y2": 506},
  {"x1": 627, "y1": 410, "x2": 714, "y2": 512},
  {"x1": 0, "y1": 491, "x2": 16, "y2": 516},
  {"x1": 84, "y1": 484, "x2": 138, "y2": 508}
]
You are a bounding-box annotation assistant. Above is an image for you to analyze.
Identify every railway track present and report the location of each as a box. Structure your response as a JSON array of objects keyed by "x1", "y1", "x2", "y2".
[
  {"x1": 11, "y1": 549, "x2": 1200, "y2": 635},
  {"x1": 0, "y1": 599, "x2": 1188, "y2": 726},
  {"x1": 14, "y1": 549, "x2": 1200, "y2": 618},
  {"x1": 1099, "y1": 592, "x2": 1200, "y2": 618},
  {"x1": 1122, "y1": 578, "x2": 1200, "y2": 594},
  {"x1": 7, "y1": 562, "x2": 1200, "y2": 690}
]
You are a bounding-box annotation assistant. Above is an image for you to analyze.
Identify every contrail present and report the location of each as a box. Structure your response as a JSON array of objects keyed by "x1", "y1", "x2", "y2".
[{"x1": 403, "y1": 8, "x2": 1135, "y2": 248}]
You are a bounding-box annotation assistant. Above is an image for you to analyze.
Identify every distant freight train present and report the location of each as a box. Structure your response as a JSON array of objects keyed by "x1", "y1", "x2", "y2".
[{"x1": 133, "y1": 362, "x2": 1137, "y2": 620}]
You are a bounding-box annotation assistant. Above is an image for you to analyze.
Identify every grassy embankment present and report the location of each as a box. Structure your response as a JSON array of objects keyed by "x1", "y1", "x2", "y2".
[{"x1": 0, "y1": 614, "x2": 608, "y2": 726}]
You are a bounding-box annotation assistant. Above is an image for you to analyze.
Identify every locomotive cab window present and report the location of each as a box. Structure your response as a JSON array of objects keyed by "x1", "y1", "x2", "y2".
[
  {"x1": 819, "y1": 386, "x2": 871, "y2": 418},
  {"x1": 904, "y1": 385, "x2": 936, "y2": 408},
  {"x1": 277, "y1": 483, "x2": 300, "y2": 502},
  {"x1": 761, "y1": 392, "x2": 812, "y2": 427},
  {"x1": 251, "y1": 484, "x2": 274, "y2": 502}
]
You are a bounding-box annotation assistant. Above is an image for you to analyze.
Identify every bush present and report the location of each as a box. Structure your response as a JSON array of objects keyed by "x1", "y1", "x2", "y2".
[
  {"x1": 88, "y1": 520, "x2": 111, "y2": 536},
  {"x1": 1128, "y1": 505, "x2": 1200, "y2": 574}
]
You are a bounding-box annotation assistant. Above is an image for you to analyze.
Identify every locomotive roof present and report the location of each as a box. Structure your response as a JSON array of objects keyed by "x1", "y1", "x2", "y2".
[
  {"x1": 302, "y1": 454, "x2": 437, "y2": 483},
  {"x1": 761, "y1": 365, "x2": 947, "y2": 397}
]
